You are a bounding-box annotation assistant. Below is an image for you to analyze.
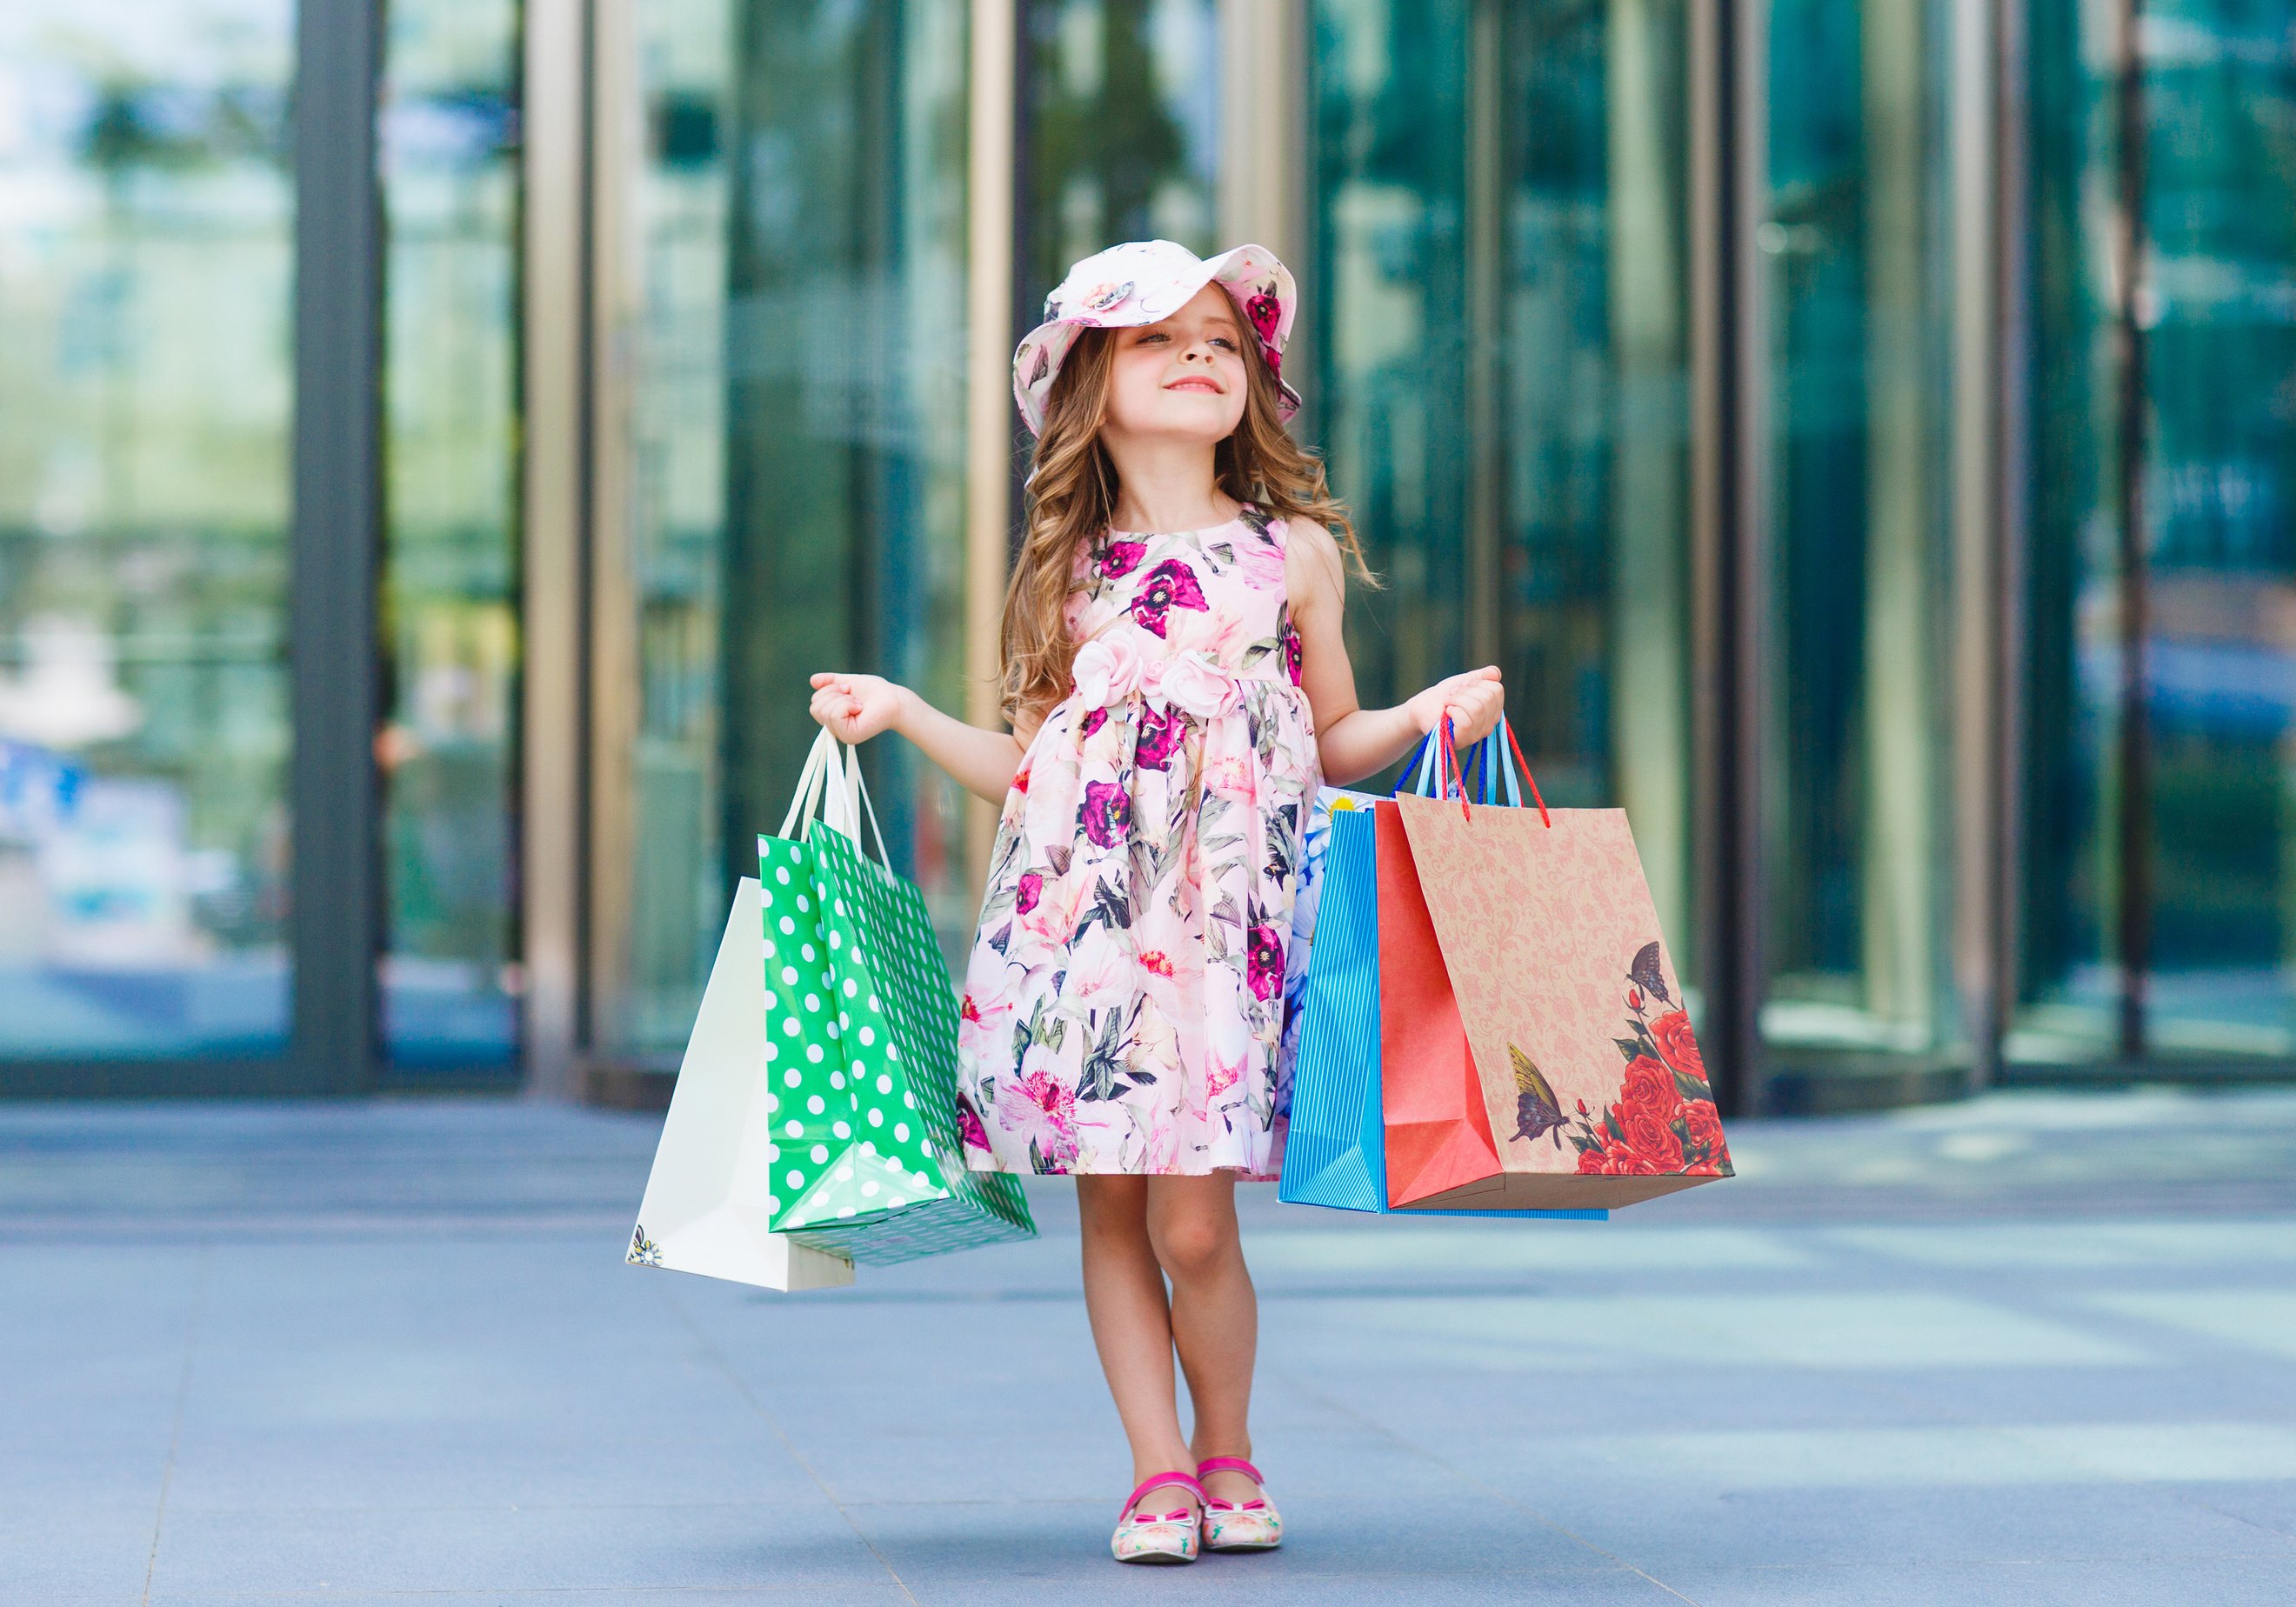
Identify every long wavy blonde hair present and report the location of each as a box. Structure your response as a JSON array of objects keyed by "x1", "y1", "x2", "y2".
[{"x1": 998, "y1": 323, "x2": 1378, "y2": 730}]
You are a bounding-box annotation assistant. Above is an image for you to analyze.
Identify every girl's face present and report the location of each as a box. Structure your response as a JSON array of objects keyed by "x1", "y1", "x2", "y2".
[{"x1": 1099, "y1": 283, "x2": 1250, "y2": 444}]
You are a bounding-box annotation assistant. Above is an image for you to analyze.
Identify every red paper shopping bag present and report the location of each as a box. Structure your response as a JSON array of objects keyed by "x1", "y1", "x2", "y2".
[
  {"x1": 1375, "y1": 800, "x2": 1503, "y2": 1205},
  {"x1": 1377, "y1": 726, "x2": 1733, "y2": 1210}
]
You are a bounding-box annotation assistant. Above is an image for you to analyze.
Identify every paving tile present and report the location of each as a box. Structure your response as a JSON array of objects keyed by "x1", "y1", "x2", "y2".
[
  {"x1": 0, "y1": 1506, "x2": 157, "y2": 1601},
  {"x1": 151, "y1": 1590, "x2": 914, "y2": 1606},
  {"x1": 844, "y1": 1490, "x2": 1619, "y2": 1590},
  {"x1": 1537, "y1": 1479, "x2": 2296, "y2": 1571},
  {"x1": 1670, "y1": 1556, "x2": 2296, "y2": 1607},
  {"x1": 2082, "y1": 1290, "x2": 2296, "y2": 1364},
  {"x1": 144, "y1": 1500, "x2": 891, "y2": 1595},
  {"x1": 901, "y1": 1564, "x2": 1683, "y2": 1605},
  {"x1": 10, "y1": 1095, "x2": 2296, "y2": 1603}
]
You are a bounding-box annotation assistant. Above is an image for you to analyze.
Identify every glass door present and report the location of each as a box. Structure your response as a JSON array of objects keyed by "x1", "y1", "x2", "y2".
[{"x1": 0, "y1": 1, "x2": 297, "y2": 1063}]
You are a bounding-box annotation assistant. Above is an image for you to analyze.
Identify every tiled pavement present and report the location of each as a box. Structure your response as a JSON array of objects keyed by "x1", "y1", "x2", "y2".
[{"x1": 5, "y1": 1087, "x2": 2295, "y2": 1604}]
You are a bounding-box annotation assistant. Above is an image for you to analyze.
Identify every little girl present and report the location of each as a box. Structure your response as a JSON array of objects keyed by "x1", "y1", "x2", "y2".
[{"x1": 809, "y1": 239, "x2": 1504, "y2": 1564}]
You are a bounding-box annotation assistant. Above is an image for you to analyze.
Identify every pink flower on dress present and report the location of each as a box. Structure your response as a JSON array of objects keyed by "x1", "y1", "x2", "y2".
[
  {"x1": 1079, "y1": 779, "x2": 1131, "y2": 849},
  {"x1": 1099, "y1": 539, "x2": 1148, "y2": 579},
  {"x1": 998, "y1": 1069, "x2": 1078, "y2": 1163},
  {"x1": 1234, "y1": 530, "x2": 1288, "y2": 590},
  {"x1": 956, "y1": 1091, "x2": 994, "y2": 1153},
  {"x1": 1281, "y1": 617, "x2": 1304, "y2": 686},
  {"x1": 1206, "y1": 1053, "x2": 1241, "y2": 1098},
  {"x1": 1080, "y1": 706, "x2": 1109, "y2": 739},
  {"x1": 1134, "y1": 705, "x2": 1184, "y2": 771},
  {"x1": 1130, "y1": 559, "x2": 1210, "y2": 638},
  {"x1": 1015, "y1": 870, "x2": 1044, "y2": 915},
  {"x1": 1245, "y1": 923, "x2": 1285, "y2": 1003},
  {"x1": 1138, "y1": 950, "x2": 1175, "y2": 977}
]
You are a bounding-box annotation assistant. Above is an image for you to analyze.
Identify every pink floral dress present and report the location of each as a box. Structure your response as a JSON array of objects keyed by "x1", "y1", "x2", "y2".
[{"x1": 955, "y1": 502, "x2": 1320, "y2": 1176}]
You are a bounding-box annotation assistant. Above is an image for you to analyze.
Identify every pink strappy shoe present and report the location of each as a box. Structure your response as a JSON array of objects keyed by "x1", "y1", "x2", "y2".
[
  {"x1": 1111, "y1": 1470, "x2": 1205, "y2": 1564},
  {"x1": 1198, "y1": 1456, "x2": 1283, "y2": 1552}
]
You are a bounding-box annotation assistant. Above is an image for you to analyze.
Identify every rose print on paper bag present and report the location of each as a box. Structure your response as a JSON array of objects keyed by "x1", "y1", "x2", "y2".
[{"x1": 1568, "y1": 943, "x2": 1734, "y2": 1177}]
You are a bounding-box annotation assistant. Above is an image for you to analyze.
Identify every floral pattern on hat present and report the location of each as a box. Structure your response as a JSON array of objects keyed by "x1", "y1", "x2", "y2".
[{"x1": 1011, "y1": 239, "x2": 1304, "y2": 436}]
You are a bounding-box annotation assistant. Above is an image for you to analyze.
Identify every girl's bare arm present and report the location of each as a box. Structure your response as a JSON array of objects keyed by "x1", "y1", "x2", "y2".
[
  {"x1": 809, "y1": 673, "x2": 1031, "y2": 807},
  {"x1": 1283, "y1": 519, "x2": 1505, "y2": 787}
]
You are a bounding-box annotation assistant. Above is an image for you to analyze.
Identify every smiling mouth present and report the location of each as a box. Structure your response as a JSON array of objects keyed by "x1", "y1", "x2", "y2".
[{"x1": 1166, "y1": 378, "x2": 1222, "y2": 393}]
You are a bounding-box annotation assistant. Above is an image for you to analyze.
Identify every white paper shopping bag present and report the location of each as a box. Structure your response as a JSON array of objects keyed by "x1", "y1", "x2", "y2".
[{"x1": 624, "y1": 877, "x2": 855, "y2": 1291}]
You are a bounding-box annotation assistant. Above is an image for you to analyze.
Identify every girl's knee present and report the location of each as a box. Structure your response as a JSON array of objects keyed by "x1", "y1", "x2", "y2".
[{"x1": 1147, "y1": 1208, "x2": 1240, "y2": 1281}]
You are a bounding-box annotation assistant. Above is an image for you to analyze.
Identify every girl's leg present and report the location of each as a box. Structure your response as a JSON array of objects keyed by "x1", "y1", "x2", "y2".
[
  {"x1": 1145, "y1": 1175, "x2": 1260, "y2": 1507},
  {"x1": 1075, "y1": 1175, "x2": 1198, "y2": 1504}
]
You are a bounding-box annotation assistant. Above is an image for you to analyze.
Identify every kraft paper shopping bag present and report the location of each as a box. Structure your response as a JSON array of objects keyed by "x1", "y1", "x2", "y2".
[{"x1": 1379, "y1": 718, "x2": 1734, "y2": 1210}]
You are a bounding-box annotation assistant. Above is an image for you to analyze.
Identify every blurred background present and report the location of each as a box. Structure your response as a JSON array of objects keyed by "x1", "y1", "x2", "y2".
[{"x1": 0, "y1": 0, "x2": 2291, "y2": 1115}]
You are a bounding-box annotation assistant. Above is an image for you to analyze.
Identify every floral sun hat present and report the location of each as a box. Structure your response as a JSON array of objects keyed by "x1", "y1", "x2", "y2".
[{"x1": 1011, "y1": 238, "x2": 1302, "y2": 437}]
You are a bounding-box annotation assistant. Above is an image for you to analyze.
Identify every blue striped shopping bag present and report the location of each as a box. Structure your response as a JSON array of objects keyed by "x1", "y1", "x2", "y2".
[{"x1": 1278, "y1": 728, "x2": 1607, "y2": 1220}]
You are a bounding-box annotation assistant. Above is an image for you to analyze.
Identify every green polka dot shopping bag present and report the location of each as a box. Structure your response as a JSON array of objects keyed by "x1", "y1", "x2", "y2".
[{"x1": 755, "y1": 729, "x2": 1035, "y2": 1264}]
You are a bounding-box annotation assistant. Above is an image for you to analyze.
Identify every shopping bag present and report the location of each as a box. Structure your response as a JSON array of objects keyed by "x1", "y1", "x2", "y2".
[
  {"x1": 758, "y1": 729, "x2": 1036, "y2": 1264},
  {"x1": 1279, "y1": 735, "x2": 1605, "y2": 1219},
  {"x1": 1381, "y1": 717, "x2": 1734, "y2": 1210},
  {"x1": 624, "y1": 877, "x2": 857, "y2": 1292}
]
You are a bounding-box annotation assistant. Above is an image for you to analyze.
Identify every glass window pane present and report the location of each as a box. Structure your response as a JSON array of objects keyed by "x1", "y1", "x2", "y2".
[
  {"x1": 1310, "y1": 0, "x2": 1698, "y2": 982},
  {"x1": 597, "y1": 0, "x2": 972, "y2": 1058},
  {"x1": 1025, "y1": 0, "x2": 1221, "y2": 293},
  {"x1": 378, "y1": 0, "x2": 523, "y2": 1073},
  {"x1": 2013, "y1": 0, "x2": 2121, "y2": 1064},
  {"x1": 1759, "y1": 0, "x2": 1969, "y2": 1078},
  {"x1": 2139, "y1": 5, "x2": 2296, "y2": 1059},
  {"x1": 0, "y1": 3, "x2": 295, "y2": 1058}
]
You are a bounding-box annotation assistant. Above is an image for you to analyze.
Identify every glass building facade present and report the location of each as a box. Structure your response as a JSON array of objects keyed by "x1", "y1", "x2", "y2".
[{"x1": 3, "y1": 0, "x2": 2292, "y2": 1109}]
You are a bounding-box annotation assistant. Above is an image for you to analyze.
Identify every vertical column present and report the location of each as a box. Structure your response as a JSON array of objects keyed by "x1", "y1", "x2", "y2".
[
  {"x1": 1462, "y1": 0, "x2": 1505, "y2": 672},
  {"x1": 1219, "y1": 0, "x2": 1312, "y2": 409},
  {"x1": 2109, "y1": 0, "x2": 2151, "y2": 1061},
  {"x1": 1690, "y1": 0, "x2": 1768, "y2": 1115},
  {"x1": 1610, "y1": 0, "x2": 1694, "y2": 958},
  {"x1": 1951, "y1": 0, "x2": 2006, "y2": 1087},
  {"x1": 965, "y1": 0, "x2": 1021, "y2": 894},
  {"x1": 290, "y1": 0, "x2": 384, "y2": 1096},
  {"x1": 584, "y1": 0, "x2": 642, "y2": 1062},
  {"x1": 1859, "y1": 0, "x2": 1939, "y2": 1031},
  {"x1": 522, "y1": 0, "x2": 591, "y2": 1100},
  {"x1": 1991, "y1": 0, "x2": 2030, "y2": 1071}
]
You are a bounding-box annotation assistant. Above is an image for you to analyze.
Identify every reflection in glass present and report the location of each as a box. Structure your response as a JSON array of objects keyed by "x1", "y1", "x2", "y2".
[
  {"x1": 1309, "y1": 0, "x2": 1697, "y2": 974},
  {"x1": 2017, "y1": 1, "x2": 2296, "y2": 1066},
  {"x1": 378, "y1": 0, "x2": 523, "y2": 1071},
  {"x1": 1760, "y1": 0, "x2": 1967, "y2": 1073},
  {"x1": 597, "y1": 0, "x2": 971, "y2": 1057},
  {"x1": 2015, "y1": 0, "x2": 2120, "y2": 1062},
  {"x1": 0, "y1": 3, "x2": 295, "y2": 1057},
  {"x1": 2129, "y1": 5, "x2": 2296, "y2": 1058},
  {"x1": 1025, "y1": 0, "x2": 1220, "y2": 293}
]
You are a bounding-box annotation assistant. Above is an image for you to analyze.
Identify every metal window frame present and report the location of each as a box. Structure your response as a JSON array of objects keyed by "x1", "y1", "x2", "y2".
[
  {"x1": 285, "y1": 0, "x2": 388, "y2": 1098},
  {"x1": 521, "y1": 0, "x2": 593, "y2": 1102},
  {"x1": 1689, "y1": 0, "x2": 1769, "y2": 1118}
]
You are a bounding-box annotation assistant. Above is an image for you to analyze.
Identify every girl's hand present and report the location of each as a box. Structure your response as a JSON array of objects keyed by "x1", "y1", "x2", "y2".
[
  {"x1": 1405, "y1": 665, "x2": 1505, "y2": 747},
  {"x1": 809, "y1": 672, "x2": 905, "y2": 743}
]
